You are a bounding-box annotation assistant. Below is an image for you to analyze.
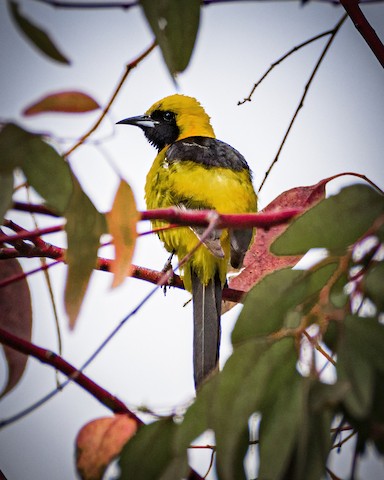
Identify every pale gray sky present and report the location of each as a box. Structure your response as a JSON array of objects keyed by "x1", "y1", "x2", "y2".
[{"x1": 1, "y1": 1, "x2": 384, "y2": 478}]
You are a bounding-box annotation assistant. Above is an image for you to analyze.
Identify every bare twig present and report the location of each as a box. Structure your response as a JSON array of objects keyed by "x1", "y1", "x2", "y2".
[
  {"x1": 258, "y1": 14, "x2": 348, "y2": 192},
  {"x1": 238, "y1": 29, "x2": 335, "y2": 105}
]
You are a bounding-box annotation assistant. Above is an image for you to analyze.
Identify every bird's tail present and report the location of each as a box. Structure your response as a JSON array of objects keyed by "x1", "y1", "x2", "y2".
[{"x1": 191, "y1": 269, "x2": 222, "y2": 390}]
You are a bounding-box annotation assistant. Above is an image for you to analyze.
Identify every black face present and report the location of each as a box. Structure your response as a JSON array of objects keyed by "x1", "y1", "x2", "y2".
[{"x1": 144, "y1": 109, "x2": 179, "y2": 151}]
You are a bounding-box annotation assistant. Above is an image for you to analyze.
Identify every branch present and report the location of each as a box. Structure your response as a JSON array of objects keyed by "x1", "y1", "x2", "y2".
[
  {"x1": 258, "y1": 13, "x2": 348, "y2": 192},
  {"x1": 140, "y1": 207, "x2": 302, "y2": 229},
  {"x1": 0, "y1": 327, "x2": 141, "y2": 422},
  {"x1": 12, "y1": 201, "x2": 301, "y2": 228},
  {"x1": 238, "y1": 28, "x2": 336, "y2": 105},
  {"x1": 340, "y1": 0, "x2": 384, "y2": 67},
  {"x1": 64, "y1": 40, "x2": 157, "y2": 156}
]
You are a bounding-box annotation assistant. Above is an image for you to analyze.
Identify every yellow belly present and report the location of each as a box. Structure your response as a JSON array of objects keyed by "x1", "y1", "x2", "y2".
[{"x1": 145, "y1": 150, "x2": 257, "y2": 291}]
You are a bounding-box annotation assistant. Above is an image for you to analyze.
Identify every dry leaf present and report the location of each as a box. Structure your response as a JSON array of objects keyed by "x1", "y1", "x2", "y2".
[
  {"x1": 23, "y1": 91, "x2": 100, "y2": 116},
  {"x1": 106, "y1": 180, "x2": 139, "y2": 288},
  {"x1": 76, "y1": 415, "x2": 138, "y2": 480},
  {"x1": 0, "y1": 259, "x2": 32, "y2": 398}
]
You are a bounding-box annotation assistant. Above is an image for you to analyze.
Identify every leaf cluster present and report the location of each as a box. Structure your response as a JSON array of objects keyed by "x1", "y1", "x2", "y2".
[{"x1": 118, "y1": 184, "x2": 384, "y2": 480}]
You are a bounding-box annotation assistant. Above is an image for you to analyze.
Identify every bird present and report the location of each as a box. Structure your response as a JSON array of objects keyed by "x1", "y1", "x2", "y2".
[{"x1": 117, "y1": 94, "x2": 257, "y2": 389}]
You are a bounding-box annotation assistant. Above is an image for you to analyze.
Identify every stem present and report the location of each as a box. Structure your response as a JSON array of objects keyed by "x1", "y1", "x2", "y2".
[
  {"x1": 0, "y1": 327, "x2": 141, "y2": 424},
  {"x1": 238, "y1": 28, "x2": 335, "y2": 105},
  {"x1": 64, "y1": 40, "x2": 156, "y2": 156},
  {"x1": 340, "y1": 0, "x2": 384, "y2": 68},
  {"x1": 258, "y1": 13, "x2": 348, "y2": 193}
]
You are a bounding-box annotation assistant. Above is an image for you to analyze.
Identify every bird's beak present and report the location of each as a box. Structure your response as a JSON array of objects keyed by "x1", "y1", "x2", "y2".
[{"x1": 116, "y1": 115, "x2": 158, "y2": 129}]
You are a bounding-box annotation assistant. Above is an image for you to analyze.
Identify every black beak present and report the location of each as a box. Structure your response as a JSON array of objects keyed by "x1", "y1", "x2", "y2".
[{"x1": 116, "y1": 115, "x2": 158, "y2": 129}]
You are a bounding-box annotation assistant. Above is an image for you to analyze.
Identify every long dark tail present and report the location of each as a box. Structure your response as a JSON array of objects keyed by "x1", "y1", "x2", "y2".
[{"x1": 191, "y1": 270, "x2": 222, "y2": 390}]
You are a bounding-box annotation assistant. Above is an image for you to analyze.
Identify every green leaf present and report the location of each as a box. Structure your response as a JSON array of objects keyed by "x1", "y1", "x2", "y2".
[
  {"x1": 0, "y1": 173, "x2": 13, "y2": 223},
  {"x1": 337, "y1": 318, "x2": 377, "y2": 419},
  {"x1": 174, "y1": 375, "x2": 218, "y2": 455},
  {"x1": 64, "y1": 177, "x2": 106, "y2": 328},
  {"x1": 272, "y1": 185, "x2": 384, "y2": 255},
  {"x1": 295, "y1": 380, "x2": 333, "y2": 480},
  {"x1": 344, "y1": 316, "x2": 384, "y2": 373},
  {"x1": 0, "y1": 123, "x2": 73, "y2": 214},
  {"x1": 140, "y1": 0, "x2": 200, "y2": 76},
  {"x1": 214, "y1": 338, "x2": 297, "y2": 480},
  {"x1": 258, "y1": 374, "x2": 303, "y2": 480},
  {"x1": 233, "y1": 263, "x2": 337, "y2": 343},
  {"x1": 119, "y1": 418, "x2": 188, "y2": 480},
  {"x1": 8, "y1": 0, "x2": 70, "y2": 64},
  {"x1": 363, "y1": 261, "x2": 384, "y2": 312}
]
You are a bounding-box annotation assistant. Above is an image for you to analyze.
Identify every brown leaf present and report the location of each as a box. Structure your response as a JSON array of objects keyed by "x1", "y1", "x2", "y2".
[
  {"x1": 0, "y1": 259, "x2": 32, "y2": 398},
  {"x1": 76, "y1": 415, "x2": 138, "y2": 480},
  {"x1": 106, "y1": 180, "x2": 139, "y2": 288},
  {"x1": 23, "y1": 91, "x2": 100, "y2": 116},
  {"x1": 228, "y1": 178, "x2": 328, "y2": 295}
]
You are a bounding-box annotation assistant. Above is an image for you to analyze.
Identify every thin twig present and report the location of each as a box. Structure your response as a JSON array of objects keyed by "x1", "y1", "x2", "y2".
[
  {"x1": 64, "y1": 40, "x2": 156, "y2": 156},
  {"x1": 258, "y1": 13, "x2": 348, "y2": 193},
  {"x1": 303, "y1": 330, "x2": 337, "y2": 366},
  {"x1": 0, "y1": 260, "x2": 60, "y2": 288},
  {"x1": 238, "y1": 28, "x2": 336, "y2": 105}
]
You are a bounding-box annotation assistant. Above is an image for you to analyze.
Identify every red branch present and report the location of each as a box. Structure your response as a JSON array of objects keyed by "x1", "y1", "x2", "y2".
[
  {"x1": 2, "y1": 208, "x2": 299, "y2": 300},
  {"x1": 0, "y1": 327, "x2": 142, "y2": 423},
  {"x1": 340, "y1": 0, "x2": 384, "y2": 67},
  {"x1": 140, "y1": 207, "x2": 302, "y2": 229},
  {"x1": 12, "y1": 201, "x2": 301, "y2": 228},
  {"x1": 0, "y1": 225, "x2": 63, "y2": 244}
]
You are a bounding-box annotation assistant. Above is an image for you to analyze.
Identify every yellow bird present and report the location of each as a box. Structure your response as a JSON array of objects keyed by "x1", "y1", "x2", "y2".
[{"x1": 118, "y1": 94, "x2": 257, "y2": 389}]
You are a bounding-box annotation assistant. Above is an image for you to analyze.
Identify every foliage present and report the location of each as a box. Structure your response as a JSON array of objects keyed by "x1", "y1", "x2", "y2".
[
  {"x1": 118, "y1": 184, "x2": 384, "y2": 480},
  {"x1": 1, "y1": 1, "x2": 384, "y2": 480}
]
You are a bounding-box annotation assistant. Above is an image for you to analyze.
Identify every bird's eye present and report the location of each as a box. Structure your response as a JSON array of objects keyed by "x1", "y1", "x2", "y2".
[{"x1": 163, "y1": 111, "x2": 174, "y2": 122}]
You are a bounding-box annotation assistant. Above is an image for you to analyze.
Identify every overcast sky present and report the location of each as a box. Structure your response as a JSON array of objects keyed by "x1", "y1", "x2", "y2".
[{"x1": 1, "y1": 1, "x2": 384, "y2": 479}]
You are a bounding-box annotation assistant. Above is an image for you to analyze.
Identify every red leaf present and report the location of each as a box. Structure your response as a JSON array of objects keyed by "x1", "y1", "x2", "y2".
[
  {"x1": 76, "y1": 415, "x2": 138, "y2": 480},
  {"x1": 0, "y1": 259, "x2": 32, "y2": 398},
  {"x1": 23, "y1": 91, "x2": 100, "y2": 116},
  {"x1": 228, "y1": 178, "x2": 329, "y2": 295}
]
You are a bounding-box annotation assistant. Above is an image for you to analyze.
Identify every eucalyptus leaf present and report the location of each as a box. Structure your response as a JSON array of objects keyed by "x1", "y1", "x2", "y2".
[
  {"x1": 140, "y1": 0, "x2": 200, "y2": 76},
  {"x1": 119, "y1": 417, "x2": 187, "y2": 480},
  {"x1": 0, "y1": 123, "x2": 72, "y2": 214},
  {"x1": 64, "y1": 177, "x2": 106, "y2": 328},
  {"x1": 363, "y1": 262, "x2": 384, "y2": 312},
  {"x1": 0, "y1": 173, "x2": 13, "y2": 223},
  {"x1": 214, "y1": 338, "x2": 297, "y2": 480},
  {"x1": 8, "y1": 0, "x2": 70, "y2": 64},
  {"x1": 258, "y1": 374, "x2": 302, "y2": 480},
  {"x1": 272, "y1": 185, "x2": 384, "y2": 255},
  {"x1": 233, "y1": 263, "x2": 337, "y2": 343}
]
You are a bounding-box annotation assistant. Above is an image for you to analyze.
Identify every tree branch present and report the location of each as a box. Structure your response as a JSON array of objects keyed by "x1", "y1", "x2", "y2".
[
  {"x1": 258, "y1": 13, "x2": 348, "y2": 192},
  {"x1": 340, "y1": 0, "x2": 384, "y2": 67},
  {"x1": 0, "y1": 327, "x2": 141, "y2": 422}
]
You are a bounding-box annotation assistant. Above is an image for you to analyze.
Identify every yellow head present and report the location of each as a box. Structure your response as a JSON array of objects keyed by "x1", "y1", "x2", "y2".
[{"x1": 117, "y1": 94, "x2": 215, "y2": 150}]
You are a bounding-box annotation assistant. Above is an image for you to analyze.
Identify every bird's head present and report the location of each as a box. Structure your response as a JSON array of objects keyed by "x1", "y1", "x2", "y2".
[{"x1": 117, "y1": 94, "x2": 215, "y2": 151}]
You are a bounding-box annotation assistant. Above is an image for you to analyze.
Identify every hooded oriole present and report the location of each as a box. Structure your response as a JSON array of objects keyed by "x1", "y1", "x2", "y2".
[{"x1": 118, "y1": 94, "x2": 257, "y2": 389}]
